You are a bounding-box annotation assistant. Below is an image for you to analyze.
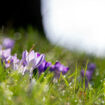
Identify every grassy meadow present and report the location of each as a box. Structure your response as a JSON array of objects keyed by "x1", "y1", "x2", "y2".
[{"x1": 0, "y1": 27, "x2": 105, "y2": 105}]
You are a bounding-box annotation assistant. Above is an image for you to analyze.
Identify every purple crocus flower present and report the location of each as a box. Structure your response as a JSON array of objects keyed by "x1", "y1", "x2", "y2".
[
  {"x1": 21, "y1": 50, "x2": 37, "y2": 68},
  {"x1": 0, "y1": 48, "x2": 11, "y2": 67},
  {"x1": 50, "y1": 62, "x2": 69, "y2": 78},
  {"x1": 1, "y1": 49, "x2": 11, "y2": 60},
  {"x1": 38, "y1": 60, "x2": 51, "y2": 74},
  {"x1": 81, "y1": 63, "x2": 96, "y2": 87},
  {"x1": 87, "y1": 63, "x2": 96, "y2": 72},
  {"x1": 2, "y1": 38, "x2": 15, "y2": 49},
  {"x1": 5, "y1": 56, "x2": 13, "y2": 68},
  {"x1": 19, "y1": 50, "x2": 45, "y2": 76},
  {"x1": 5, "y1": 54, "x2": 19, "y2": 69},
  {"x1": 20, "y1": 50, "x2": 37, "y2": 75}
]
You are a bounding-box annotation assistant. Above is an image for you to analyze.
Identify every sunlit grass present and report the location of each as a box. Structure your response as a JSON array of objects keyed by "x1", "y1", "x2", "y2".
[{"x1": 0, "y1": 26, "x2": 105, "y2": 105}]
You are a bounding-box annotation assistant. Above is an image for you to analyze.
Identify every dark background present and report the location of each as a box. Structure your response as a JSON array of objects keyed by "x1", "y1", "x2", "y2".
[{"x1": 0, "y1": 0, "x2": 43, "y2": 32}]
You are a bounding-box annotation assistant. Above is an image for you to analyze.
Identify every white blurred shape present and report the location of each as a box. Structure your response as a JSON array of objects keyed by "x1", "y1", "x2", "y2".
[{"x1": 41, "y1": 0, "x2": 105, "y2": 56}]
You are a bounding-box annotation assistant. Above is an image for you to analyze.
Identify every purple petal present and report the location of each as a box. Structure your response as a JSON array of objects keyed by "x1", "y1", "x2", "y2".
[
  {"x1": 37, "y1": 53, "x2": 40, "y2": 57},
  {"x1": 22, "y1": 50, "x2": 28, "y2": 66},
  {"x1": 12, "y1": 54, "x2": 19, "y2": 64},
  {"x1": 81, "y1": 63, "x2": 96, "y2": 88},
  {"x1": 81, "y1": 70, "x2": 93, "y2": 81},
  {"x1": 2, "y1": 38, "x2": 15, "y2": 49},
  {"x1": 2, "y1": 49, "x2": 11, "y2": 60},
  {"x1": 28, "y1": 50, "x2": 35, "y2": 62},
  {"x1": 81, "y1": 70, "x2": 85, "y2": 77},
  {"x1": 50, "y1": 62, "x2": 69, "y2": 77},
  {"x1": 86, "y1": 71, "x2": 93, "y2": 81},
  {"x1": 50, "y1": 65, "x2": 56, "y2": 72},
  {"x1": 38, "y1": 60, "x2": 51, "y2": 73},
  {"x1": 62, "y1": 67, "x2": 69, "y2": 75},
  {"x1": 34, "y1": 53, "x2": 45, "y2": 67},
  {"x1": 55, "y1": 62, "x2": 69, "y2": 74},
  {"x1": 87, "y1": 63, "x2": 96, "y2": 72}
]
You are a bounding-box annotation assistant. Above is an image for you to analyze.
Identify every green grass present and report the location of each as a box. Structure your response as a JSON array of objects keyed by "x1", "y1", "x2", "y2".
[{"x1": 0, "y1": 26, "x2": 105, "y2": 105}]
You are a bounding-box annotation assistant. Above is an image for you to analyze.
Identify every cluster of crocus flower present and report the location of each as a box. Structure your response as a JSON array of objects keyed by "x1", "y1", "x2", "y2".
[
  {"x1": 38, "y1": 61, "x2": 69, "y2": 78},
  {"x1": 19, "y1": 50, "x2": 45, "y2": 77},
  {"x1": 81, "y1": 63, "x2": 96, "y2": 88},
  {"x1": 0, "y1": 37, "x2": 69, "y2": 78}
]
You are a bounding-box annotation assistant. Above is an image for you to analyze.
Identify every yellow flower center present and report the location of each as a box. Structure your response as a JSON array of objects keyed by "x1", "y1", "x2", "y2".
[{"x1": 8, "y1": 60, "x2": 11, "y2": 64}]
